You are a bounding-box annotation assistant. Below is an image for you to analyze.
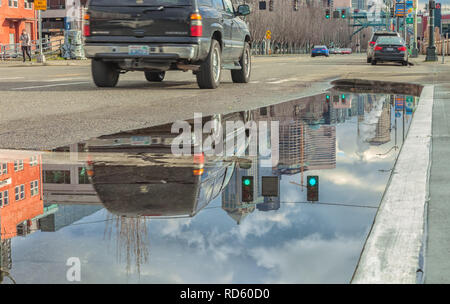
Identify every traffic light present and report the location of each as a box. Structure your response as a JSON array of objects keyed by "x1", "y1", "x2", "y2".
[
  {"x1": 341, "y1": 94, "x2": 346, "y2": 104},
  {"x1": 325, "y1": 94, "x2": 331, "y2": 103},
  {"x1": 341, "y1": 9, "x2": 346, "y2": 18},
  {"x1": 325, "y1": 9, "x2": 330, "y2": 19},
  {"x1": 242, "y1": 176, "x2": 254, "y2": 202},
  {"x1": 307, "y1": 176, "x2": 319, "y2": 202},
  {"x1": 333, "y1": 10, "x2": 340, "y2": 18},
  {"x1": 293, "y1": 0, "x2": 298, "y2": 11},
  {"x1": 269, "y1": 0, "x2": 273, "y2": 11}
]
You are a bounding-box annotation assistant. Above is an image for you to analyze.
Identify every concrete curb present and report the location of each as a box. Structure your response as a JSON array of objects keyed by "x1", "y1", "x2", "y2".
[{"x1": 352, "y1": 85, "x2": 434, "y2": 284}]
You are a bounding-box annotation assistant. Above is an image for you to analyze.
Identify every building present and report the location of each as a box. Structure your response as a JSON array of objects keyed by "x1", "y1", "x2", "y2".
[
  {"x1": 0, "y1": 0, "x2": 36, "y2": 45},
  {"x1": 0, "y1": 153, "x2": 44, "y2": 240},
  {"x1": 42, "y1": 0, "x2": 88, "y2": 37}
]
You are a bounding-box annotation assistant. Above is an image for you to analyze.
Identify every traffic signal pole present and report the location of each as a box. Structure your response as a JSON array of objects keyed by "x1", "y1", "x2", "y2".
[{"x1": 426, "y1": 0, "x2": 438, "y2": 61}]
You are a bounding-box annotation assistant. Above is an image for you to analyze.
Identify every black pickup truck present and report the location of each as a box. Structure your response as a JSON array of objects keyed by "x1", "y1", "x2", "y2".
[{"x1": 84, "y1": 0, "x2": 252, "y2": 89}]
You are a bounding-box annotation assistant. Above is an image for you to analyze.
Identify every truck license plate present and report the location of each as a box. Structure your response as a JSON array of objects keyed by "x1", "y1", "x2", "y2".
[{"x1": 128, "y1": 45, "x2": 150, "y2": 55}]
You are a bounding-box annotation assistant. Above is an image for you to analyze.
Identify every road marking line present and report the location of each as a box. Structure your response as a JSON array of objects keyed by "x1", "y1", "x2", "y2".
[
  {"x1": 0, "y1": 77, "x2": 25, "y2": 80},
  {"x1": 11, "y1": 82, "x2": 90, "y2": 90},
  {"x1": 267, "y1": 77, "x2": 299, "y2": 84}
]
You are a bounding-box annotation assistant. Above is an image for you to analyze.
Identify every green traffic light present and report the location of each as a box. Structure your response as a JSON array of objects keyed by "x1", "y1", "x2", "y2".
[
  {"x1": 308, "y1": 178, "x2": 317, "y2": 186},
  {"x1": 326, "y1": 95, "x2": 330, "y2": 99},
  {"x1": 342, "y1": 94, "x2": 346, "y2": 99},
  {"x1": 244, "y1": 179, "x2": 251, "y2": 186}
]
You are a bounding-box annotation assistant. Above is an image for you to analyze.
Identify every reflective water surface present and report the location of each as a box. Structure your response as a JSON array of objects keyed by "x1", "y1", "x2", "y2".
[{"x1": 0, "y1": 92, "x2": 418, "y2": 283}]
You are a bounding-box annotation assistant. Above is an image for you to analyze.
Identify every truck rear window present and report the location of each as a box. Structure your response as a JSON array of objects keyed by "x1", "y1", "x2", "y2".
[{"x1": 90, "y1": 0, "x2": 192, "y2": 6}]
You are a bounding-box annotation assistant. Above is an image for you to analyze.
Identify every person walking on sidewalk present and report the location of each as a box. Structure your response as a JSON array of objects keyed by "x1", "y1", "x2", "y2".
[{"x1": 20, "y1": 30, "x2": 32, "y2": 62}]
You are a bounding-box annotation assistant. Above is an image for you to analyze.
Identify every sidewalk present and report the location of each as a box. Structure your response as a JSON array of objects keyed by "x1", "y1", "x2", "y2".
[
  {"x1": 426, "y1": 82, "x2": 450, "y2": 283},
  {"x1": 0, "y1": 59, "x2": 90, "y2": 68}
]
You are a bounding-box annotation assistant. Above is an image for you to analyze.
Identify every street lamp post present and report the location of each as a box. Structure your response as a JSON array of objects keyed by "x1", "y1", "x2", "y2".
[{"x1": 426, "y1": 0, "x2": 437, "y2": 61}]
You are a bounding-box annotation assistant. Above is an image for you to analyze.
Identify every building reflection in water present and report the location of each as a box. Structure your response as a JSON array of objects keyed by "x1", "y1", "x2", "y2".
[{"x1": 0, "y1": 152, "x2": 44, "y2": 283}]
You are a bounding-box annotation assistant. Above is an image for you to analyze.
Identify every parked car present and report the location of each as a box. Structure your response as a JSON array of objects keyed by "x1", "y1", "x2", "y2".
[
  {"x1": 311, "y1": 45, "x2": 329, "y2": 57},
  {"x1": 329, "y1": 48, "x2": 338, "y2": 54},
  {"x1": 84, "y1": 0, "x2": 252, "y2": 89},
  {"x1": 341, "y1": 48, "x2": 352, "y2": 54},
  {"x1": 367, "y1": 31, "x2": 401, "y2": 63},
  {"x1": 371, "y1": 36, "x2": 408, "y2": 66}
]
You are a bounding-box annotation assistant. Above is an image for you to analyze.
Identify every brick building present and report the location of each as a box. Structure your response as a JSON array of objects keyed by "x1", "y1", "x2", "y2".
[
  {"x1": 0, "y1": 154, "x2": 44, "y2": 240},
  {"x1": 0, "y1": 0, "x2": 36, "y2": 45}
]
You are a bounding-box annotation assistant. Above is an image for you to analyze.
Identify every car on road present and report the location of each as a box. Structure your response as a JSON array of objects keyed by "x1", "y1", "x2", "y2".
[
  {"x1": 371, "y1": 36, "x2": 408, "y2": 66},
  {"x1": 341, "y1": 48, "x2": 352, "y2": 54},
  {"x1": 367, "y1": 31, "x2": 401, "y2": 63},
  {"x1": 311, "y1": 45, "x2": 329, "y2": 57},
  {"x1": 83, "y1": 0, "x2": 252, "y2": 89}
]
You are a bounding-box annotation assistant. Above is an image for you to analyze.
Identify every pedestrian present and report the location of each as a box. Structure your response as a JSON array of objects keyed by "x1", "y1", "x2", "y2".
[{"x1": 20, "y1": 29, "x2": 32, "y2": 62}]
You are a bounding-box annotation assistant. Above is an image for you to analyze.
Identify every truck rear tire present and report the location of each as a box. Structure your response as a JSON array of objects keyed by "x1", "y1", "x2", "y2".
[
  {"x1": 231, "y1": 42, "x2": 251, "y2": 83},
  {"x1": 145, "y1": 71, "x2": 165, "y2": 82},
  {"x1": 91, "y1": 59, "x2": 119, "y2": 88},
  {"x1": 197, "y1": 39, "x2": 222, "y2": 89}
]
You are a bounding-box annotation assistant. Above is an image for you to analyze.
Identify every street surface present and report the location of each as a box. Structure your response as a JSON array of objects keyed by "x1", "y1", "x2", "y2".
[{"x1": 0, "y1": 53, "x2": 448, "y2": 150}]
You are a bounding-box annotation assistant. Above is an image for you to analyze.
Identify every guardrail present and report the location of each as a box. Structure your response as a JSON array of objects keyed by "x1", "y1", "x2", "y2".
[{"x1": 0, "y1": 38, "x2": 63, "y2": 61}]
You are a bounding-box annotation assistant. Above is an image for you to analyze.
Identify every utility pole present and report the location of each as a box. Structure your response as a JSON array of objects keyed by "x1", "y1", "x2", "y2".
[
  {"x1": 411, "y1": 0, "x2": 419, "y2": 57},
  {"x1": 426, "y1": 0, "x2": 437, "y2": 61},
  {"x1": 403, "y1": 0, "x2": 407, "y2": 42}
]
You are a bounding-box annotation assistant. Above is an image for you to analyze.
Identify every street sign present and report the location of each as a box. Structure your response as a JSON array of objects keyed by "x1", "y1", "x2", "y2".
[
  {"x1": 34, "y1": 0, "x2": 47, "y2": 11},
  {"x1": 395, "y1": 1, "x2": 413, "y2": 17},
  {"x1": 265, "y1": 30, "x2": 271, "y2": 40},
  {"x1": 406, "y1": 17, "x2": 414, "y2": 24}
]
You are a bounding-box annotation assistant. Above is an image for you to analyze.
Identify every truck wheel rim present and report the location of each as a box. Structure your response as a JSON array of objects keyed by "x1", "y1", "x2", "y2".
[
  {"x1": 244, "y1": 48, "x2": 251, "y2": 78},
  {"x1": 212, "y1": 48, "x2": 220, "y2": 83}
]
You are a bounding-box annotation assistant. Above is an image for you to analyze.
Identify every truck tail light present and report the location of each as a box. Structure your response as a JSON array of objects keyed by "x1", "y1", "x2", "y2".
[
  {"x1": 84, "y1": 14, "x2": 91, "y2": 37},
  {"x1": 374, "y1": 46, "x2": 383, "y2": 51},
  {"x1": 190, "y1": 13, "x2": 203, "y2": 37},
  {"x1": 398, "y1": 46, "x2": 407, "y2": 52}
]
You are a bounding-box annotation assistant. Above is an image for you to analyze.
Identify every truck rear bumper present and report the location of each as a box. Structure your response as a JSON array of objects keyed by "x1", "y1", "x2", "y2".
[{"x1": 84, "y1": 44, "x2": 199, "y2": 61}]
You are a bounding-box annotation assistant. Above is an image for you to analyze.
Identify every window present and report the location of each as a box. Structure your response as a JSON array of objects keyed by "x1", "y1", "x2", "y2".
[
  {"x1": 0, "y1": 190, "x2": 9, "y2": 207},
  {"x1": 30, "y1": 180, "x2": 39, "y2": 196},
  {"x1": 198, "y1": 0, "x2": 212, "y2": 6},
  {"x1": 44, "y1": 170, "x2": 71, "y2": 184},
  {"x1": 212, "y1": 0, "x2": 224, "y2": 10},
  {"x1": 15, "y1": 184, "x2": 25, "y2": 201},
  {"x1": 222, "y1": 0, "x2": 234, "y2": 14},
  {"x1": 14, "y1": 160, "x2": 24, "y2": 171},
  {"x1": 78, "y1": 167, "x2": 90, "y2": 184},
  {"x1": 8, "y1": 0, "x2": 18, "y2": 8},
  {"x1": 24, "y1": 0, "x2": 32, "y2": 9},
  {"x1": 30, "y1": 156, "x2": 38, "y2": 167},
  {"x1": 0, "y1": 163, "x2": 7, "y2": 175}
]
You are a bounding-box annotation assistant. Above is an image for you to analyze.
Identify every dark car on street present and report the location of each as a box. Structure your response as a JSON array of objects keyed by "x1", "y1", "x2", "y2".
[
  {"x1": 371, "y1": 37, "x2": 408, "y2": 66},
  {"x1": 83, "y1": 0, "x2": 252, "y2": 89},
  {"x1": 366, "y1": 31, "x2": 401, "y2": 63}
]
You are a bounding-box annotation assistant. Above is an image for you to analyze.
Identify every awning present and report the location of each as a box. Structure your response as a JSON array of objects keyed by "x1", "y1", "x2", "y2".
[{"x1": 5, "y1": 18, "x2": 36, "y2": 22}]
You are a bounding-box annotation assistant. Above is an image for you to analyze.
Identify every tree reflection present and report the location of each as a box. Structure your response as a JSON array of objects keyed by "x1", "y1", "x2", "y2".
[{"x1": 104, "y1": 214, "x2": 150, "y2": 276}]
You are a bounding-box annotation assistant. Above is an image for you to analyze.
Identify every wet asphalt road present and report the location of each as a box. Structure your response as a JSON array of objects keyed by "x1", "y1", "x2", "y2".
[{"x1": 0, "y1": 54, "x2": 446, "y2": 150}]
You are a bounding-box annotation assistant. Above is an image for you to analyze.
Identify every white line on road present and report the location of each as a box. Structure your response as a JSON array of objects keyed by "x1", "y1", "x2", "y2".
[
  {"x1": 0, "y1": 77, "x2": 25, "y2": 80},
  {"x1": 11, "y1": 82, "x2": 90, "y2": 90},
  {"x1": 267, "y1": 77, "x2": 299, "y2": 84}
]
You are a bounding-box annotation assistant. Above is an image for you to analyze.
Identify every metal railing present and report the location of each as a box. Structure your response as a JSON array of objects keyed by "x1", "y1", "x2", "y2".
[{"x1": 0, "y1": 38, "x2": 64, "y2": 61}]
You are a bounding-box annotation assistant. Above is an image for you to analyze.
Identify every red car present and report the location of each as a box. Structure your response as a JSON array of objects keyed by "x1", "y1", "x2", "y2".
[{"x1": 341, "y1": 48, "x2": 352, "y2": 54}]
